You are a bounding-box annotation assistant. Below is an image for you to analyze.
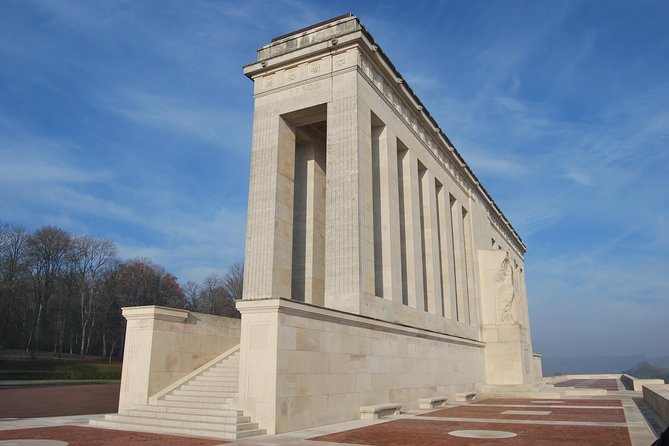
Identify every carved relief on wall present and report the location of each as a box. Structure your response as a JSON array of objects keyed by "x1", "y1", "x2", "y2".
[{"x1": 494, "y1": 251, "x2": 518, "y2": 322}]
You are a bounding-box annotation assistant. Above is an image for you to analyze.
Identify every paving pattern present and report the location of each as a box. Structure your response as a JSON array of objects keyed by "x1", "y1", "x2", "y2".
[
  {"x1": 471, "y1": 397, "x2": 622, "y2": 407},
  {"x1": 312, "y1": 397, "x2": 637, "y2": 446},
  {"x1": 311, "y1": 418, "x2": 632, "y2": 446},
  {"x1": 0, "y1": 426, "x2": 224, "y2": 446},
  {"x1": 554, "y1": 378, "x2": 620, "y2": 391},
  {"x1": 0, "y1": 380, "x2": 657, "y2": 446},
  {"x1": 421, "y1": 403, "x2": 626, "y2": 423}
]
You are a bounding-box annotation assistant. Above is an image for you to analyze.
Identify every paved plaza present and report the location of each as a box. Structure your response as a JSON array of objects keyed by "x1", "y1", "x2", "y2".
[{"x1": 0, "y1": 378, "x2": 662, "y2": 446}]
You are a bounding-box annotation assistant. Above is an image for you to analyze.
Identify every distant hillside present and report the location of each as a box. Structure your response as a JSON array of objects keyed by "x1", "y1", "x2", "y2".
[
  {"x1": 542, "y1": 355, "x2": 669, "y2": 377},
  {"x1": 623, "y1": 361, "x2": 669, "y2": 381}
]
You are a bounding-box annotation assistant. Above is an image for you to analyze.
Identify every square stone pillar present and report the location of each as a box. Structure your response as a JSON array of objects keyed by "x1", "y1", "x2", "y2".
[
  {"x1": 398, "y1": 148, "x2": 425, "y2": 311},
  {"x1": 323, "y1": 71, "x2": 375, "y2": 313},
  {"x1": 421, "y1": 170, "x2": 444, "y2": 316},
  {"x1": 372, "y1": 125, "x2": 403, "y2": 303},
  {"x1": 243, "y1": 114, "x2": 296, "y2": 300}
]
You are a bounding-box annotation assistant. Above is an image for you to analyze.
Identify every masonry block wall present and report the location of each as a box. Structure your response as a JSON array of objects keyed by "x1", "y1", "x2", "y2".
[{"x1": 238, "y1": 14, "x2": 538, "y2": 434}]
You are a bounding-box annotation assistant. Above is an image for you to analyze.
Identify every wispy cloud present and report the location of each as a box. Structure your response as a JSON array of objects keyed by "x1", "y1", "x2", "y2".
[{"x1": 95, "y1": 89, "x2": 248, "y2": 150}]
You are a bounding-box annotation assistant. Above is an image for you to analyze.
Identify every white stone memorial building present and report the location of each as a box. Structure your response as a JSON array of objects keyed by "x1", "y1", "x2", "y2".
[{"x1": 94, "y1": 14, "x2": 543, "y2": 439}]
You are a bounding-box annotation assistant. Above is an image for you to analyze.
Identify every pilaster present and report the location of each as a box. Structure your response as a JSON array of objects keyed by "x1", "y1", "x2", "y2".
[
  {"x1": 324, "y1": 71, "x2": 365, "y2": 313},
  {"x1": 421, "y1": 171, "x2": 444, "y2": 316},
  {"x1": 399, "y1": 149, "x2": 425, "y2": 311}
]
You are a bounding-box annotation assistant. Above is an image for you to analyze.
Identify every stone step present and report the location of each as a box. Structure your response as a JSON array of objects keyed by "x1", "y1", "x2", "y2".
[
  {"x1": 122, "y1": 408, "x2": 251, "y2": 424},
  {"x1": 103, "y1": 414, "x2": 259, "y2": 433},
  {"x1": 209, "y1": 362, "x2": 239, "y2": 368},
  {"x1": 183, "y1": 380, "x2": 238, "y2": 388},
  {"x1": 162, "y1": 394, "x2": 234, "y2": 404},
  {"x1": 128, "y1": 404, "x2": 242, "y2": 417},
  {"x1": 186, "y1": 380, "x2": 238, "y2": 388},
  {"x1": 199, "y1": 376, "x2": 237, "y2": 382},
  {"x1": 90, "y1": 418, "x2": 265, "y2": 440},
  {"x1": 200, "y1": 371, "x2": 238, "y2": 377},
  {"x1": 203, "y1": 369, "x2": 239, "y2": 376},
  {"x1": 172, "y1": 389, "x2": 237, "y2": 398},
  {"x1": 154, "y1": 399, "x2": 233, "y2": 410}
]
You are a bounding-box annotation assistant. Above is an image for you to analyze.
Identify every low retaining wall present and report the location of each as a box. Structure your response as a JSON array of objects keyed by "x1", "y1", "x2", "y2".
[
  {"x1": 237, "y1": 298, "x2": 485, "y2": 434},
  {"x1": 643, "y1": 384, "x2": 669, "y2": 424},
  {"x1": 544, "y1": 374, "x2": 620, "y2": 384},
  {"x1": 621, "y1": 374, "x2": 665, "y2": 391},
  {"x1": 118, "y1": 305, "x2": 241, "y2": 410}
]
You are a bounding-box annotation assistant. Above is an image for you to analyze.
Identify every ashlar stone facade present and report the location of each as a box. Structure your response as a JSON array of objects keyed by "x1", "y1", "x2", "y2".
[{"x1": 237, "y1": 14, "x2": 541, "y2": 433}]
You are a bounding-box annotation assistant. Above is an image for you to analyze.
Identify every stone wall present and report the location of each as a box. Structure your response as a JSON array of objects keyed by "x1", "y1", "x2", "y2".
[
  {"x1": 237, "y1": 298, "x2": 484, "y2": 434},
  {"x1": 118, "y1": 306, "x2": 240, "y2": 410},
  {"x1": 643, "y1": 384, "x2": 669, "y2": 424}
]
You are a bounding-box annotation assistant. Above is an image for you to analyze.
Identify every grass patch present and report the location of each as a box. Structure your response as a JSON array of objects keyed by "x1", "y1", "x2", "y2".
[{"x1": 0, "y1": 353, "x2": 122, "y2": 380}]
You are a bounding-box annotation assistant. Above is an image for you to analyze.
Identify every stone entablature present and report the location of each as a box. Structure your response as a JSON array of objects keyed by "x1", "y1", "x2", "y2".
[{"x1": 244, "y1": 14, "x2": 525, "y2": 257}]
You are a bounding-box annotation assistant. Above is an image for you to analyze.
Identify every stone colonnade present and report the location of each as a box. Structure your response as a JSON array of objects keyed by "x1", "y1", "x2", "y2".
[{"x1": 237, "y1": 15, "x2": 538, "y2": 434}]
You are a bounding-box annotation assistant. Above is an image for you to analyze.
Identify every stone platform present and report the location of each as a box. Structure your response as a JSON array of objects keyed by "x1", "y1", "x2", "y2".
[{"x1": 1, "y1": 377, "x2": 663, "y2": 446}]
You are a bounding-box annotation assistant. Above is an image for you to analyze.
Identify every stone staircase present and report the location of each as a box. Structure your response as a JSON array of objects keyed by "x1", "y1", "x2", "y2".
[{"x1": 91, "y1": 347, "x2": 265, "y2": 440}]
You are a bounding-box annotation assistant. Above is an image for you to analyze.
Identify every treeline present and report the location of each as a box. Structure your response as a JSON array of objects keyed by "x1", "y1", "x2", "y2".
[{"x1": 0, "y1": 222, "x2": 242, "y2": 359}]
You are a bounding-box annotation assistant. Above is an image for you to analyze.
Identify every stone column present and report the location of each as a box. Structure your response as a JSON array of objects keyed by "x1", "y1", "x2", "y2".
[
  {"x1": 421, "y1": 170, "x2": 444, "y2": 316},
  {"x1": 437, "y1": 185, "x2": 456, "y2": 319},
  {"x1": 372, "y1": 125, "x2": 403, "y2": 302},
  {"x1": 462, "y1": 207, "x2": 478, "y2": 326},
  {"x1": 324, "y1": 71, "x2": 375, "y2": 313},
  {"x1": 243, "y1": 112, "x2": 295, "y2": 300},
  {"x1": 399, "y1": 149, "x2": 425, "y2": 311},
  {"x1": 450, "y1": 200, "x2": 469, "y2": 322}
]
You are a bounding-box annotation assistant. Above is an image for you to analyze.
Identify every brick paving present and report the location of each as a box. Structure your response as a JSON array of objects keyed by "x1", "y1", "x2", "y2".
[
  {"x1": 554, "y1": 378, "x2": 619, "y2": 390},
  {"x1": 0, "y1": 386, "x2": 650, "y2": 446},
  {"x1": 421, "y1": 404, "x2": 626, "y2": 423},
  {"x1": 0, "y1": 425, "x2": 225, "y2": 446},
  {"x1": 471, "y1": 397, "x2": 622, "y2": 407},
  {"x1": 0, "y1": 384, "x2": 120, "y2": 418},
  {"x1": 311, "y1": 418, "x2": 632, "y2": 446}
]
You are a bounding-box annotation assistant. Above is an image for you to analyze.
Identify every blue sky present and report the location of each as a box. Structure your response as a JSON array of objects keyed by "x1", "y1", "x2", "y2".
[{"x1": 1, "y1": 1, "x2": 667, "y2": 359}]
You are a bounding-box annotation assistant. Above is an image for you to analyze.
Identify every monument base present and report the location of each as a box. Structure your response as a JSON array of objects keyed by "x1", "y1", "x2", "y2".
[{"x1": 236, "y1": 298, "x2": 485, "y2": 434}]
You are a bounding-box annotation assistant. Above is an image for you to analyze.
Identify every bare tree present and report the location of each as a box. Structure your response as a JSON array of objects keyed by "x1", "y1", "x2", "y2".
[
  {"x1": 26, "y1": 226, "x2": 72, "y2": 355},
  {"x1": 182, "y1": 280, "x2": 200, "y2": 310},
  {"x1": 0, "y1": 224, "x2": 29, "y2": 347},
  {"x1": 196, "y1": 272, "x2": 240, "y2": 318},
  {"x1": 73, "y1": 235, "x2": 118, "y2": 356},
  {"x1": 98, "y1": 259, "x2": 121, "y2": 358},
  {"x1": 223, "y1": 262, "x2": 244, "y2": 301}
]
